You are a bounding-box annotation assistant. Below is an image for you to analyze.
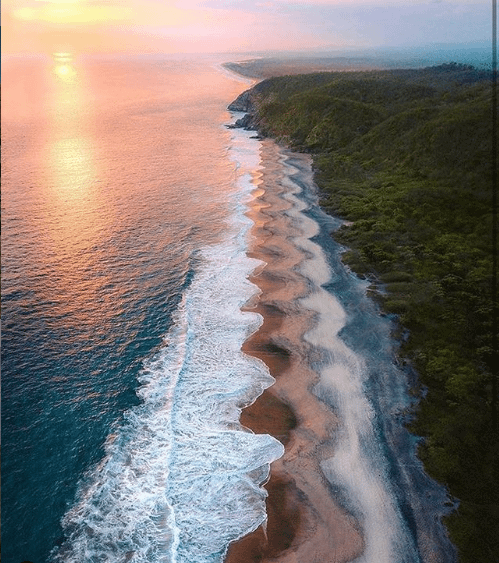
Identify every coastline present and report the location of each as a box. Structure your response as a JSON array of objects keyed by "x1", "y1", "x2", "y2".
[
  {"x1": 225, "y1": 140, "x2": 364, "y2": 563},
  {"x1": 220, "y1": 60, "x2": 490, "y2": 563},
  {"x1": 229, "y1": 60, "x2": 499, "y2": 563}
]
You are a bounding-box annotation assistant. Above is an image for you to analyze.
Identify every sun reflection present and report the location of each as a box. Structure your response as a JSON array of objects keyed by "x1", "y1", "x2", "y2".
[
  {"x1": 55, "y1": 63, "x2": 71, "y2": 77},
  {"x1": 39, "y1": 53, "x2": 118, "y2": 330},
  {"x1": 50, "y1": 136, "x2": 96, "y2": 196},
  {"x1": 52, "y1": 52, "x2": 77, "y2": 82},
  {"x1": 45, "y1": 55, "x2": 104, "y2": 251},
  {"x1": 53, "y1": 52, "x2": 73, "y2": 62},
  {"x1": 44, "y1": 52, "x2": 111, "y2": 245},
  {"x1": 44, "y1": 55, "x2": 113, "y2": 239}
]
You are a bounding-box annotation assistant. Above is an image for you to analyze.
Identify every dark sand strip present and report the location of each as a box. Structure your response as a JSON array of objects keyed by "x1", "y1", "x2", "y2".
[{"x1": 225, "y1": 140, "x2": 364, "y2": 563}]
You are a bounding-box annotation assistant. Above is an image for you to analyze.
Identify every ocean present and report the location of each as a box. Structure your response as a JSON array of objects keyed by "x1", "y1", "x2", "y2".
[{"x1": 2, "y1": 54, "x2": 455, "y2": 563}]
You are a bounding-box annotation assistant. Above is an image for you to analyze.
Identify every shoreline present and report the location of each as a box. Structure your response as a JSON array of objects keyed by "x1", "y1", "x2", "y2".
[
  {"x1": 221, "y1": 62, "x2": 471, "y2": 563},
  {"x1": 225, "y1": 140, "x2": 364, "y2": 563}
]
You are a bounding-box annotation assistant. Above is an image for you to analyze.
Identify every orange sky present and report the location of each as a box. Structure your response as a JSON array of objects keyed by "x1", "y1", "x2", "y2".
[{"x1": 1, "y1": 0, "x2": 492, "y2": 55}]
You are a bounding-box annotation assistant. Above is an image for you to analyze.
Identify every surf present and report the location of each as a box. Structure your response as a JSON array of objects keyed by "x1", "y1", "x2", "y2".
[{"x1": 50, "y1": 123, "x2": 284, "y2": 563}]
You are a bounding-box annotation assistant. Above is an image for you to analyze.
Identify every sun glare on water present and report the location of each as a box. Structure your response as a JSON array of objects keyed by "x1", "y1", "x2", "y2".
[{"x1": 53, "y1": 52, "x2": 77, "y2": 80}]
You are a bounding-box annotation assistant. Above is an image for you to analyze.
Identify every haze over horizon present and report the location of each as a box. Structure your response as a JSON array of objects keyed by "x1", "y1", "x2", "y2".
[{"x1": 2, "y1": 0, "x2": 493, "y2": 57}]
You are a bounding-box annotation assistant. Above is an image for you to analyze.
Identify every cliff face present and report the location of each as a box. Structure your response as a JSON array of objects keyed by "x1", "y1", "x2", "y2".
[
  {"x1": 227, "y1": 90, "x2": 258, "y2": 130},
  {"x1": 227, "y1": 89, "x2": 255, "y2": 113}
]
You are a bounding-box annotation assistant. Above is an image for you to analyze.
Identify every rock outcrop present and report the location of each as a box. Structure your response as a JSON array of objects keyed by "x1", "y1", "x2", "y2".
[
  {"x1": 227, "y1": 89, "x2": 255, "y2": 113},
  {"x1": 227, "y1": 89, "x2": 258, "y2": 130}
]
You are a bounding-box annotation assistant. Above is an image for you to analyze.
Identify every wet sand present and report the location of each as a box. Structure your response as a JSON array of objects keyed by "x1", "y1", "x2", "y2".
[{"x1": 225, "y1": 140, "x2": 364, "y2": 563}]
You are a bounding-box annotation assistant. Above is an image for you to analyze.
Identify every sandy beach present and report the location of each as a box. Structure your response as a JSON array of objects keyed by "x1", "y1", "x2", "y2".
[{"x1": 225, "y1": 140, "x2": 364, "y2": 563}]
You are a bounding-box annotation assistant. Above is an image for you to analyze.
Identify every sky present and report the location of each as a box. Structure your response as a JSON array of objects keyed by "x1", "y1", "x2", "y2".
[{"x1": 1, "y1": 0, "x2": 493, "y2": 55}]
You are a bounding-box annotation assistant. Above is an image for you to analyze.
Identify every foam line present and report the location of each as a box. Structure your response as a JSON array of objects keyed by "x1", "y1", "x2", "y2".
[{"x1": 51, "y1": 124, "x2": 283, "y2": 563}]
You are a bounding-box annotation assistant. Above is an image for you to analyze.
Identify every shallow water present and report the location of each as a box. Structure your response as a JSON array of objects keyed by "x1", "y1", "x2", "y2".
[{"x1": 275, "y1": 149, "x2": 457, "y2": 562}]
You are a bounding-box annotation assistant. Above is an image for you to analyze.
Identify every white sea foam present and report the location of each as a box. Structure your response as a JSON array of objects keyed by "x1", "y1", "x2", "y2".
[{"x1": 51, "y1": 126, "x2": 283, "y2": 563}]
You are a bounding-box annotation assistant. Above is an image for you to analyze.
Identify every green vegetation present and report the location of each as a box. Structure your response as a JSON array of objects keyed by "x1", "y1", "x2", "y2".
[{"x1": 244, "y1": 64, "x2": 498, "y2": 561}]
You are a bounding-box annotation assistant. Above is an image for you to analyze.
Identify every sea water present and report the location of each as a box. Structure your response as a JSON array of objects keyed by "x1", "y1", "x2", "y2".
[
  {"x1": 1, "y1": 54, "x2": 283, "y2": 563},
  {"x1": 2, "y1": 53, "x2": 454, "y2": 563}
]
